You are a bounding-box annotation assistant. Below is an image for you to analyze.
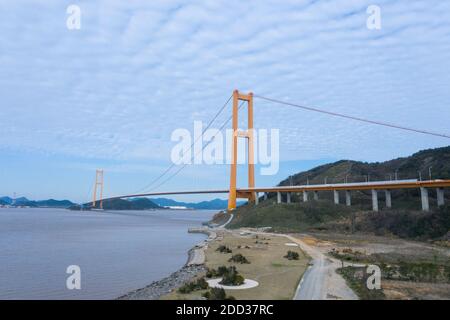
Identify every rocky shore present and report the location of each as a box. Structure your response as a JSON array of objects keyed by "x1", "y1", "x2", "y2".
[{"x1": 118, "y1": 264, "x2": 206, "y2": 300}]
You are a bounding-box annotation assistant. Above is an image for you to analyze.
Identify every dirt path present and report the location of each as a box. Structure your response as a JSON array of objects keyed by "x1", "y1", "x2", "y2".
[
  {"x1": 286, "y1": 234, "x2": 358, "y2": 300},
  {"x1": 289, "y1": 236, "x2": 358, "y2": 300}
]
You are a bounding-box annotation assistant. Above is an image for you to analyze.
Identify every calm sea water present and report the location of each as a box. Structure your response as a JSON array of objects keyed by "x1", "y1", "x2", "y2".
[{"x1": 0, "y1": 208, "x2": 216, "y2": 299}]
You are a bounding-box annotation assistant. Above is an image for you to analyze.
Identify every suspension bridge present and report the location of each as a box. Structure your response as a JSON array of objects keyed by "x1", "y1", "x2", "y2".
[{"x1": 90, "y1": 90, "x2": 450, "y2": 213}]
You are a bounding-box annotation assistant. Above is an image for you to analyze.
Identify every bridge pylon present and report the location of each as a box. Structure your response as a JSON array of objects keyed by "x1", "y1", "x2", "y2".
[
  {"x1": 92, "y1": 169, "x2": 104, "y2": 209},
  {"x1": 228, "y1": 90, "x2": 255, "y2": 211}
]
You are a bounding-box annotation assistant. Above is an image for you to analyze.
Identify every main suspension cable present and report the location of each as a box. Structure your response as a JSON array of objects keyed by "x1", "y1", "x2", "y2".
[{"x1": 254, "y1": 94, "x2": 450, "y2": 139}]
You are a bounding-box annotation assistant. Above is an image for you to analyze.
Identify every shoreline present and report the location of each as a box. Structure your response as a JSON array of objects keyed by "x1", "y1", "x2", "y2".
[{"x1": 118, "y1": 227, "x2": 217, "y2": 300}]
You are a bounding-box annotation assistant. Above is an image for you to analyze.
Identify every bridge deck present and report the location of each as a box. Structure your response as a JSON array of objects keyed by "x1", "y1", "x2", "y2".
[
  {"x1": 239, "y1": 179, "x2": 450, "y2": 193},
  {"x1": 97, "y1": 179, "x2": 450, "y2": 204}
]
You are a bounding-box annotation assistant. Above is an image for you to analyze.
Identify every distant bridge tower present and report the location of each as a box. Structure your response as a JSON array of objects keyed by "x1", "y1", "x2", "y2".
[
  {"x1": 92, "y1": 169, "x2": 104, "y2": 209},
  {"x1": 228, "y1": 90, "x2": 255, "y2": 211}
]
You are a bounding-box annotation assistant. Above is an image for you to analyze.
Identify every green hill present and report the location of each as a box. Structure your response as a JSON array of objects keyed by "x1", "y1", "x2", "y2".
[
  {"x1": 35, "y1": 199, "x2": 74, "y2": 208},
  {"x1": 275, "y1": 146, "x2": 450, "y2": 208},
  {"x1": 150, "y1": 197, "x2": 246, "y2": 210},
  {"x1": 0, "y1": 196, "x2": 74, "y2": 208},
  {"x1": 280, "y1": 146, "x2": 450, "y2": 187},
  {"x1": 224, "y1": 146, "x2": 450, "y2": 241},
  {"x1": 70, "y1": 198, "x2": 160, "y2": 210},
  {"x1": 97, "y1": 198, "x2": 160, "y2": 210}
]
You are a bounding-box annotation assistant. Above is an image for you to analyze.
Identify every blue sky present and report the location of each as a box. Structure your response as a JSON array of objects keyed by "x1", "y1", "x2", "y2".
[{"x1": 1, "y1": 0, "x2": 449, "y2": 203}]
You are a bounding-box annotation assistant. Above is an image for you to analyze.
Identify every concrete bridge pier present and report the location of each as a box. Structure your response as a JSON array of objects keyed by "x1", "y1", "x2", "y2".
[
  {"x1": 313, "y1": 191, "x2": 319, "y2": 201},
  {"x1": 371, "y1": 189, "x2": 379, "y2": 212},
  {"x1": 277, "y1": 191, "x2": 282, "y2": 204},
  {"x1": 437, "y1": 188, "x2": 445, "y2": 207},
  {"x1": 385, "y1": 190, "x2": 392, "y2": 208},
  {"x1": 264, "y1": 193, "x2": 268, "y2": 201},
  {"x1": 287, "y1": 192, "x2": 291, "y2": 204},
  {"x1": 345, "y1": 190, "x2": 351, "y2": 206},
  {"x1": 303, "y1": 191, "x2": 308, "y2": 202},
  {"x1": 333, "y1": 190, "x2": 339, "y2": 204},
  {"x1": 420, "y1": 187, "x2": 429, "y2": 211},
  {"x1": 255, "y1": 192, "x2": 259, "y2": 205}
]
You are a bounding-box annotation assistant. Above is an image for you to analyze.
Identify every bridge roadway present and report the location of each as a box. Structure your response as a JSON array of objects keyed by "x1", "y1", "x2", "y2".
[
  {"x1": 97, "y1": 179, "x2": 450, "y2": 212},
  {"x1": 243, "y1": 179, "x2": 450, "y2": 193}
]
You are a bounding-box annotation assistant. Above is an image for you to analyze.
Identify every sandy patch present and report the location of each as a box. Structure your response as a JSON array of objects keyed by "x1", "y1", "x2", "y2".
[
  {"x1": 285, "y1": 243, "x2": 299, "y2": 247},
  {"x1": 207, "y1": 278, "x2": 259, "y2": 290}
]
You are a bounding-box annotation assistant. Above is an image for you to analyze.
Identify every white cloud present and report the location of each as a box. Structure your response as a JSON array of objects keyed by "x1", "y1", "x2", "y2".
[{"x1": 0, "y1": 0, "x2": 449, "y2": 187}]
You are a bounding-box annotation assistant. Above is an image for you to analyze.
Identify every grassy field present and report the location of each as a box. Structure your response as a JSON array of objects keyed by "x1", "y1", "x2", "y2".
[{"x1": 163, "y1": 231, "x2": 310, "y2": 300}]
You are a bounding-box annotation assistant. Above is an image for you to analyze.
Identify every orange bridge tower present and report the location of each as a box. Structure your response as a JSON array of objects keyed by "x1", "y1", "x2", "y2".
[{"x1": 228, "y1": 90, "x2": 256, "y2": 210}]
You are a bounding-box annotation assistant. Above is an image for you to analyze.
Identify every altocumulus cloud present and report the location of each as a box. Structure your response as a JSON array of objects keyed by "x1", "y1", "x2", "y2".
[{"x1": 0, "y1": 0, "x2": 449, "y2": 166}]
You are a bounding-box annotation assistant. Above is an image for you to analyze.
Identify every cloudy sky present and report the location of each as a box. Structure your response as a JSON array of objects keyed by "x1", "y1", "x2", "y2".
[{"x1": 0, "y1": 0, "x2": 449, "y2": 202}]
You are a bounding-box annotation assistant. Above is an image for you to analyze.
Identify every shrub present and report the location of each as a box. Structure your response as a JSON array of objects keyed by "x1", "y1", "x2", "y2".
[
  {"x1": 361, "y1": 206, "x2": 450, "y2": 240},
  {"x1": 221, "y1": 273, "x2": 244, "y2": 286},
  {"x1": 178, "y1": 283, "x2": 194, "y2": 294},
  {"x1": 382, "y1": 262, "x2": 450, "y2": 283},
  {"x1": 228, "y1": 253, "x2": 250, "y2": 264},
  {"x1": 206, "y1": 265, "x2": 232, "y2": 278},
  {"x1": 206, "y1": 268, "x2": 217, "y2": 278},
  {"x1": 206, "y1": 265, "x2": 246, "y2": 287},
  {"x1": 219, "y1": 266, "x2": 245, "y2": 286},
  {"x1": 329, "y1": 248, "x2": 365, "y2": 262},
  {"x1": 284, "y1": 250, "x2": 300, "y2": 260},
  {"x1": 196, "y1": 277, "x2": 209, "y2": 290},
  {"x1": 217, "y1": 265, "x2": 229, "y2": 275},
  {"x1": 216, "y1": 245, "x2": 232, "y2": 253},
  {"x1": 202, "y1": 287, "x2": 227, "y2": 300},
  {"x1": 177, "y1": 277, "x2": 209, "y2": 294},
  {"x1": 203, "y1": 287, "x2": 226, "y2": 300}
]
